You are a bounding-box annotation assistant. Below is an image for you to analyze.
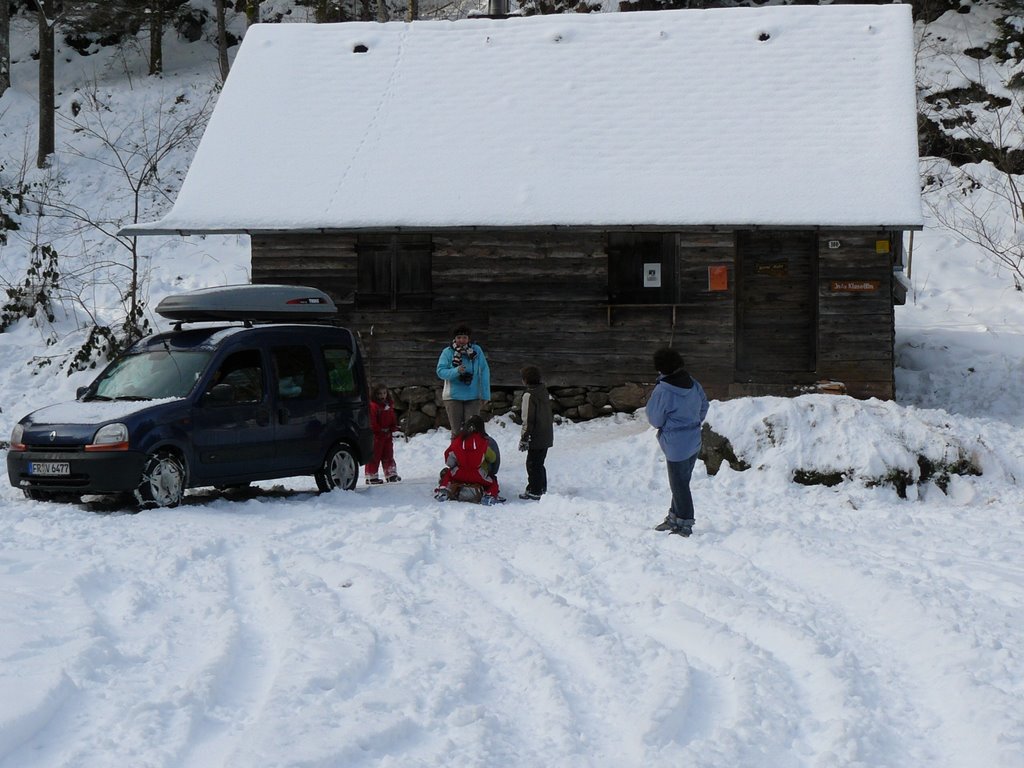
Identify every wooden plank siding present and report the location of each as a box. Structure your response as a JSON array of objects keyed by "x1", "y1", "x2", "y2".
[
  {"x1": 815, "y1": 230, "x2": 896, "y2": 399},
  {"x1": 251, "y1": 227, "x2": 898, "y2": 402},
  {"x1": 251, "y1": 234, "x2": 359, "y2": 304},
  {"x1": 735, "y1": 230, "x2": 818, "y2": 375}
]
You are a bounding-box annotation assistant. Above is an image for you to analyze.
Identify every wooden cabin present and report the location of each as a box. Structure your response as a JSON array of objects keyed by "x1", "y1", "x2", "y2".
[
  {"x1": 246, "y1": 227, "x2": 909, "y2": 400},
  {"x1": 127, "y1": 5, "x2": 922, "y2": 402}
]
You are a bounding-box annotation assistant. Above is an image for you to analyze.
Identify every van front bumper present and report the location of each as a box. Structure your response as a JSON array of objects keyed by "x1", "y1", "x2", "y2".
[{"x1": 7, "y1": 449, "x2": 148, "y2": 495}]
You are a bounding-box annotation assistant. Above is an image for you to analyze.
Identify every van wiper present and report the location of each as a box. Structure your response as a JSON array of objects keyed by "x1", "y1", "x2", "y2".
[
  {"x1": 113, "y1": 396, "x2": 151, "y2": 401},
  {"x1": 87, "y1": 394, "x2": 112, "y2": 401}
]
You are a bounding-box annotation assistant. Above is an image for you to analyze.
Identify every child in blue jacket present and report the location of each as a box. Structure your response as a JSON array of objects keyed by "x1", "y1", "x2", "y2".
[{"x1": 644, "y1": 348, "x2": 709, "y2": 537}]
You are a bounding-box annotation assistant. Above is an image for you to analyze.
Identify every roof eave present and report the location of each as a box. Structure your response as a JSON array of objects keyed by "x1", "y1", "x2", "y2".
[{"x1": 123, "y1": 222, "x2": 925, "y2": 237}]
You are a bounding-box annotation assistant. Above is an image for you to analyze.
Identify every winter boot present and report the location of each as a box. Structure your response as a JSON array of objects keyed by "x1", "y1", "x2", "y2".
[
  {"x1": 654, "y1": 514, "x2": 677, "y2": 532},
  {"x1": 655, "y1": 514, "x2": 693, "y2": 535},
  {"x1": 366, "y1": 473, "x2": 383, "y2": 485},
  {"x1": 386, "y1": 474, "x2": 402, "y2": 483},
  {"x1": 670, "y1": 518, "x2": 695, "y2": 537}
]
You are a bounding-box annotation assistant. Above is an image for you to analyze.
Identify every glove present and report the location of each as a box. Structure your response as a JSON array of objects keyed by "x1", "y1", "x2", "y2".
[
  {"x1": 457, "y1": 371, "x2": 473, "y2": 384},
  {"x1": 518, "y1": 438, "x2": 530, "y2": 452}
]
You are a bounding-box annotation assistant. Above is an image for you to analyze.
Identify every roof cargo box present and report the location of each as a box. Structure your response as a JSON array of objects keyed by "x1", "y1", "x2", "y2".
[{"x1": 155, "y1": 284, "x2": 337, "y2": 321}]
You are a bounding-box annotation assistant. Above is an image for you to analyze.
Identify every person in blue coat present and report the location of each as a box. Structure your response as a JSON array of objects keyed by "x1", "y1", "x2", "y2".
[
  {"x1": 436, "y1": 324, "x2": 491, "y2": 436},
  {"x1": 645, "y1": 347, "x2": 709, "y2": 537}
]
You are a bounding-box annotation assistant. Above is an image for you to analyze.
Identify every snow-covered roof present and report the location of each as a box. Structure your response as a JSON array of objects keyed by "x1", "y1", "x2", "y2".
[{"x1": 129, "y1": 5, "x2": 923, "y2": 235}]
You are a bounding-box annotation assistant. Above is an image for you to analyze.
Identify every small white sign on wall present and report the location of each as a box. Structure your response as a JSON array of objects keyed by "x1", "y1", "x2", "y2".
[{"x1": 643, "y1": 263, "x2": 662, "y2": 288}]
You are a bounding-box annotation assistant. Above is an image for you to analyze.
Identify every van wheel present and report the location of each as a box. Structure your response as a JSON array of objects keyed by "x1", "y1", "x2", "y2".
[
  {"x1": 316, "y1": 444, "x2": 359, "y2": 492},
  {"x1": 135, "y1": 450, "x2": 186, "y2": 508}
]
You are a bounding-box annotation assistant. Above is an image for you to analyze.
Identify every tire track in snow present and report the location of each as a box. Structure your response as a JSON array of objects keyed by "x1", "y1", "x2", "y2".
[
  {"x1": 722, "y1": 524, "x2": 1024, "y2": 768},
  {"x1": 672, "y1": 538, "x2": 922, "y2": 767},
  {"x1": 417, "y1": 508, "x2": 727, "y2": 766},
  {"x1": 174, "y1": 546, "x2": 282, "y2": 768},
  {"x1": 509, "y1": 525, "x2": 852, "y2": 767}
]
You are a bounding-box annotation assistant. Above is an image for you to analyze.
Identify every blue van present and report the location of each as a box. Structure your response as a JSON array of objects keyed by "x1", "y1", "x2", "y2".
[{"x1": 6, "y1": 285, "x2": 374, "y2": 507}]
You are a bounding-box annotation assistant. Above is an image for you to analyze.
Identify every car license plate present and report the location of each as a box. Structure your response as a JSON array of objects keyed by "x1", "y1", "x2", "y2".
[{"x1": 29, "y1": 462, "x2": 71, "y2": 476}]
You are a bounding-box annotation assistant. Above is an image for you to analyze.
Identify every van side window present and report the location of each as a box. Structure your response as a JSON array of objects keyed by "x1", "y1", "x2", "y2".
[
  {"x1": 208, "y1": 350, "x2": 264, "y2": 404},
  {"x1": 323, "y1": 347, "x2": 356, "y2": 395},
  {"x1": 272, "y1": 345, "x2": 319, "y2": 400}
]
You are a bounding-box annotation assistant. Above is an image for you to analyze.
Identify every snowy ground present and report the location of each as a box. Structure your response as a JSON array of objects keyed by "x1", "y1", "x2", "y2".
[
  {"x1": 1, "y1": 406, "x2": 1022, "y2": 767},
  {"x1": 2, "y1": 3, "x2": 1024, "y2": 768}
]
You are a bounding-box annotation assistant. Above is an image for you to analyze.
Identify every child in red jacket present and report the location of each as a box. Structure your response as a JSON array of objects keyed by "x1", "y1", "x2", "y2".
[
  {"x1": 365, "y1": 383, "x2": 401, "y2": 484},
  {"x1": 434, "y1": 416, "x2": 504, "y2": 504}
]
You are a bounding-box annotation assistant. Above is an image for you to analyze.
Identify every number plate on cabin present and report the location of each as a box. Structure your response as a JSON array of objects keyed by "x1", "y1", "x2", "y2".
[{"x1": 28, "y1": 462, "x2": 71, "y2": 476}]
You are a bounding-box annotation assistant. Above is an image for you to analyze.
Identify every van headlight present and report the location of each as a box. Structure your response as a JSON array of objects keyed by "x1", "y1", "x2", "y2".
[
  {"x1": 9, "y1": 424, "x2": 26, "y2": 452},
  {"x1": 86, "y1": 423, "x2": 129, "y2": 452}
]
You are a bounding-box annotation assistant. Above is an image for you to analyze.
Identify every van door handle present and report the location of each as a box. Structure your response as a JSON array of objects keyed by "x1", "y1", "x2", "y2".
[{"x1": 255, "y1": 407, "x2": 271, "y2": 427}]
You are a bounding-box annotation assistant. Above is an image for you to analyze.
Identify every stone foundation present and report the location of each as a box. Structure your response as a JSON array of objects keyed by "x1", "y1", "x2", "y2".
[{"x1": 390, "y1": 382, "x2": 655, "y2": 435}]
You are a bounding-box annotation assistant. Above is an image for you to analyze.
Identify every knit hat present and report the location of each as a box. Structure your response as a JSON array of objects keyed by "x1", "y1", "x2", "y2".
[{"x1": 653, "y1": 347, "x2": 684, "y2": 376}]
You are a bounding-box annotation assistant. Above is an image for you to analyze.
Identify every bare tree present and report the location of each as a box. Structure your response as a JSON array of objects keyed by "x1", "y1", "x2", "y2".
[
  {"x1": 215, "y1": 0, "x2": 229, "y2": 81},
  {"x1": 7, "y1": 85, "x2": 215, "y2": 369},
  {"x1": 35, "y1": 0, "x2": 56, "y2": 167},
  {"x1": 919, "y1": 46, "x2": 1024, "y2": 291},
  {"x1": 0, "y1": 0, "x2": 10, "y2": 97},
  {"x1": 66, "y1": 86, "x2": 213, "y2": 328},
  {"x1": 926, "y1": 159, "x2": 1024, "y2": 291},
  {"x1": 148, "y1": 1, "x2": 163, "y2": 75},
  {"x1": 377, "y1": 0, "x2": 389, "y2": 22}
]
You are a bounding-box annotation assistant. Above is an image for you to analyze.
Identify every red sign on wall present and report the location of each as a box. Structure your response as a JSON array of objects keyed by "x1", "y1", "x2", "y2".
[{"x1": 708, "y1": 265, "x2": 729, "y2": 292}]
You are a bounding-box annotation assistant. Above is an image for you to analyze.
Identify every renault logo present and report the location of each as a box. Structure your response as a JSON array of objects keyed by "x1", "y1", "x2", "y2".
[{"x1": 49, "y1": 431, "x2": 56, "y2": 442}]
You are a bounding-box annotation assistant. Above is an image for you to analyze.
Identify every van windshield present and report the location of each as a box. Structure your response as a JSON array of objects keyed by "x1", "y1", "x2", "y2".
[{"x1": 90, "y1": 350, "x2": 214, "y2": 401}]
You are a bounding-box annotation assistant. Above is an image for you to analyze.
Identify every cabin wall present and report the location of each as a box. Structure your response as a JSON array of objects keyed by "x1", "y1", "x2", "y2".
[
  {"x1": 252, "y1": 231, "x2": 737, "y2": 398},
  {"x1": 249, "y1": 234, "x2": 360, "y2": 303},
  {"x1": 251, "y1": 227, "x2": 896, "y2": 404},
  {"x1": 815, "y1": 230, "x2": 896, "y2": 399},
  {"x1": 667, "y1": 231, "x2": 736, "y2": 397}
]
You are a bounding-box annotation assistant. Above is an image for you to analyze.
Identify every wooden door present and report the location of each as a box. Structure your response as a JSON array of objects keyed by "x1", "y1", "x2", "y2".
[{"x1": 736, "y1": 231, "x2": 817, "y2": 375}]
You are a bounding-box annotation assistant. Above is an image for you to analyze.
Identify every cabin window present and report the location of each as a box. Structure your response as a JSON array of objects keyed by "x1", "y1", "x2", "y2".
[
  {"x1": 607, "y1": 233, "x2": 677, "y2": 304},
  {"x1": 357, "y1": 235, "x2": 433, "y2": 310}
]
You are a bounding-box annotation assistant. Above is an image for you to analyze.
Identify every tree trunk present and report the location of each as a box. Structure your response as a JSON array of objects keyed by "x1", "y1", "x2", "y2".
[
  {"x1": 246, "y1": 0, "x2": 261, "y2": 26},
  {"x1": 406, "y1": 0, "x2": 418, "y2": 22},
  {"x1": 216, "y1": 0, "x2": 229, "y2": 81},
  {"x1": 37, "y1": 0, "x2": 55, "y2": 167},
  {"x1": 376, "y1": 0, "x2": 389, "y2": 22},
  {"x1": 0, "y1": 0, "x2": 10, "y2": 97},
  {"x1": 148, "y1": 1, "x2": 163, "y2": 76}
]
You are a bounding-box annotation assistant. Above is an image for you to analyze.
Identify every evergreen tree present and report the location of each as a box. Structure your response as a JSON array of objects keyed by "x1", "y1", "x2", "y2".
[{"x1": 246, "y1": 0, "x2": 261, "y2": 26}]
